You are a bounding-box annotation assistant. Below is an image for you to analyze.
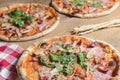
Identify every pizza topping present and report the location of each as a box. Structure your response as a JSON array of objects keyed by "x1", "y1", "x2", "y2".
[
  {"x1": 78, "y1": 52, "x2": 87, "y2": 67},
  {"x1": 97, "y1": 66, "x2": 109, "y2": 73},
  {"x1": 11, "y1": 19, "x2": 24, "y2": 27},
  {"x1": 15, "y1": 28, "x2": 22, "y2": 37},
  {"x1": 8, "y1": 9, "x2": 33, "y2": 27},
  {"x1": 40, "y1": 57, "x2": 54, "y2": 68},
  {"x1": 93, "y1": 70, "x2": 111, "y2": 80},
  {"x1": 69, "y1": 0, "x2": 87, "y2": 7},
  {"x1": 0, "y1": 15, "x2": 10, "y2": 23},
  {"x1": 93, "y1": 1, "x2": 103, "y2": 8},
  {"x1": 38, "y1": 21, "x2": 48, "y2": 30},
  {"x1": 69, "y1": 0, "x2": 104, "y2": 8},
  {"x1": 37, "y1": 38, "x2": 119, "y2": 80}
]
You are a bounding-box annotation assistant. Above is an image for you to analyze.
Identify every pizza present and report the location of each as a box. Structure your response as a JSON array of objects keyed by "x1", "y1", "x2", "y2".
[
  {"x1": 51, "y1": 0, "x2": 120, "y2": 18},
  {"x1": 16, "y1": 35, "x2": 120, "y2": 80},
  {"x1": 0, "y1": 3, "x2": 59, "y2": 41}
]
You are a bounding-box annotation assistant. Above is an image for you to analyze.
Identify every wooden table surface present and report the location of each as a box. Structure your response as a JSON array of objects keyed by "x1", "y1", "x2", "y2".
[{"x1": 0, "y1": 0, "x2": 120, "y2": 51}]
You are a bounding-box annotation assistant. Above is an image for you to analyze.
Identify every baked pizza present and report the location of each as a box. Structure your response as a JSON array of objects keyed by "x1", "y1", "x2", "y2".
[
  {"x1": 51, "y1": 0, "x2": 120, "y2": 18},
  {"x1": 16, "y1": 35, "x2": 120, "y2": 80},
  {"x1": 0, "y1": 3, "x2": 59, "y2": 41}
]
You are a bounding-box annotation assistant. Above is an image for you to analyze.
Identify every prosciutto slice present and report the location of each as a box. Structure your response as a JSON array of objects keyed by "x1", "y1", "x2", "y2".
[{"x1": 93, "y1": 71, "x2": 112, "y2": 80}]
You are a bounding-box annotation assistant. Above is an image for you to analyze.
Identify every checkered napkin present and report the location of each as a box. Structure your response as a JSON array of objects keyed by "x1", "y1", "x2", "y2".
[{"x1": 0, "y1": 42, "x2": 24, "y2": 80}]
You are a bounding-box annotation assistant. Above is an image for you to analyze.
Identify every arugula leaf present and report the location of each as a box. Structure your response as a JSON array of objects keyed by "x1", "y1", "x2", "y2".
[
  {"x1": 50, "y1": 53, "x2": 76, "y2": 66},
  {"x1": 40, "y1": 58, "x2": 54, "y2": 68},
  {"x1": 78, "y1": 52, "x2": 87, "y2": 67},
  {"x1": 8, "y1": 8, "x2": 24, "y2": 18},
  {"x1": 69, "y1": 0, "x2": 87, "y2": 7},
  {"x1": 53, "y1": 75, "x2": 59, "y2": 79},
  {"x1": 62, "y1": 54, "x2": 76, "y2": 65},
  {"x1": 21, "y1": 14, "x2": 33, "y2": 24},
  {"x1": 25, "y1": 14, "x2": 33, "y2": 24},
  {"x1": 8, "y1": 8, "x2": 33, "y2": 27},
  {"x1": 66, "y1": 46, "x2": 74, "y2": 52},
  {"x1": 56, "y1": 65, "x2": 63, "y2": 71},
  {"x1": 56, "y1": 65, "x2": 73, "y2": 75},
  {"x1": 12, "y1": 19, "x2": 24, "y2": 27},
  {"x1": 50, "y1": 53, "x2": 60, "y2": 62},
  {"x1": 62, "y1": 66, "x2": 73, "y2": 75},
  {"x1": 93, "y1": 3, "x2": 103, "y2": 8}
]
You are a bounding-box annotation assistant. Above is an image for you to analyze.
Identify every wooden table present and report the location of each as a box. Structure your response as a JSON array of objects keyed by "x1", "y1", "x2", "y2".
[{"x1": 0, "y1": 0, "x2": 120, "y2": 51}]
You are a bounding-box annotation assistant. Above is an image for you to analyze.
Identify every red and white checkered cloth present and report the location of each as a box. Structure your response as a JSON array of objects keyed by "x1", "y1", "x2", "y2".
[{"x1": 0, "y1": 42, "x2": 24, "y2": 80}]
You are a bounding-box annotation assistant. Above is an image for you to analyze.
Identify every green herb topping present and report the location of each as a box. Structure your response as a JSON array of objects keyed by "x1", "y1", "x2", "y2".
[
  {"x1": 40, "y1": 57, "x2": 54, "y2": 68},
  {"x1": 39, "y1": 43, "x2": 97, "y2": 76},
  {"x1": 78, "y1": 52, "x2": 87, "y2": 67},
  {"x1": 70, "y1": 0, "x2": 87, "y2": 7},
  {"x1": 69, "y1": 0, "x2": 103, "y2": 8},
  {"x1": 8, "y1": 9, "x2": 33, "y2": 27}
]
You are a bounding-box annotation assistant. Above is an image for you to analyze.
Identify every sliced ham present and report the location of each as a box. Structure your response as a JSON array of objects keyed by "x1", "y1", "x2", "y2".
[
  {"x1": 93, "y1": 47, "x2": 104, "y2": 57},
  {"x1": 38, "y1": 66, "x2": 51, "y2": 80},
  {"x1": 93, "y1": 71, "x2": 112, "y2": 80},
  {"x1": 33, "y1": 8, "x2": 45, "y2": 16},
  {"x1": 38, "y1": 21, "x2": 48, "y2": 31},
  {"x1": 91, "y1": 42, "x2": 100, "y2": 47},
  {"x1": 15, "y1": 28, "x2": 22, "y2": 37},
  {"x1": 103, "y1": 0, "x2": 109, "y2": 4},
  {"x1": 97, "y1": 66, "x2": 109, "y2": 73},
  {"x1": 89, "y1": 7, "x2": 98, "y2": 13},
  {"x1": 72, "y1": 76, "x2": 83, "y2": 80},
  {"x1": 1, "y1": 23, "x2": 16, "y2": 29},
  {"x1": 72, "y1": 41, "x2": 78, "y2": 47},
  {"x1": 34, "y1": 48, "x2": 45, "y2": 56},
  {"x1": 88, "y1": 47, "x2": 104, "y2": 57},
  {"x1": 40, "y1": 76, "x2": 49, "y2": 80},
  {"x1": 32, "y1": 57, "x2": 39, "y2": 62},
  {"x1": 49, "y1": 44, "x2": 64, "y2": 52},
  {"x1": 1, "y1": 23, "x2": 21, "y2": 37},
  {"x1": 87, "y1": 46, "x2": 104, "y2": 59},
  {"x1": 20, "y1": 29, "x2": 31, "y2": 33},
  {"x1": 0, "y1": 15, "x2": 10, "y2": 23}
]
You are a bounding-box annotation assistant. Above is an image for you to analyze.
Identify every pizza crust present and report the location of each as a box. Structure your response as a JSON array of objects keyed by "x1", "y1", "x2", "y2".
[
  {"x1": 51, "y1": 0, "x2": 120, "y2": 18},
  {"x1": 0, "y1": 7, "x2": 9, "y2": 15},
  {"x1": 0, "y1": 34, "x2": 9, "y2": 41},
  {"x1": 16, "y1": 51, "x2": 30, "y2": 80},
  {"x1": 16, "y1": 35, "x2": 120, "y2": 80}
]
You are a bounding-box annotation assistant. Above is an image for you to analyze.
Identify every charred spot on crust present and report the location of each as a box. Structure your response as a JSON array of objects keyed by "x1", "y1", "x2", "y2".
[
  {"x1": 46, "y1": 16, "x2": 53, "y2": 20},
  {"x1": 40, "y1": 42, "x2": 48, "y2": 47},
  {"x1": 112, "y1": 65, "x2": 119, "y2": 76},
  {"x1": 109, "y1": 61, "x2": 116, "y2": 67}
]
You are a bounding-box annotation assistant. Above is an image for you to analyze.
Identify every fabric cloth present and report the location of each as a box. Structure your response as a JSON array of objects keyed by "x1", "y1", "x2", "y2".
[{"x1": 0, "y1": 42, "x2": 24, "y2": 80}]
